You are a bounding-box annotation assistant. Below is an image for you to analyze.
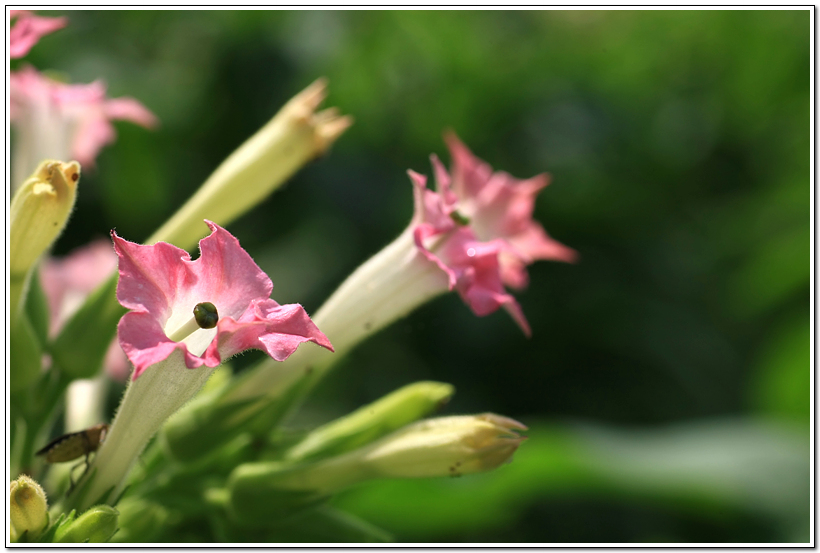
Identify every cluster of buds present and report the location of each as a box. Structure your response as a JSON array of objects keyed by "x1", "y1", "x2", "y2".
[{"x1": 9, "y1": 10, "x2": 573, "y2": 544}]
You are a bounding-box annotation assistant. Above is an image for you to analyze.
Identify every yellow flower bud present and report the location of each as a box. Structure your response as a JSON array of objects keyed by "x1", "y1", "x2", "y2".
[
  {"x1": 10, "y1": 159, "x2": 79, "y2": 319},
  {"x1": 9, "y1": 475, "x2": 49, "y2": 541}
]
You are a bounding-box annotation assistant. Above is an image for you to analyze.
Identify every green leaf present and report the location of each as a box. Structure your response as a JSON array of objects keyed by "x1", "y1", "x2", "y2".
[
  {"x1": 748, "y1": 312, "x2": 810, "y2": 424},
  {"x1": 24, "y1": 268, "x2": 50, "y2": 349},
  {"x1": 10, "y1": 314, "x2": 43, "y2": 393},
  {"x1": 49, "y1": 274, "x2": 124, "y2": 379}
]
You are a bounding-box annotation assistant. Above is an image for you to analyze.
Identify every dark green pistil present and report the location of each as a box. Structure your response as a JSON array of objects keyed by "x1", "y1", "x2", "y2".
[
  {"x1": 449, "y1": 210, "x2": 471, "y2": 226},
  {"x1": 193, "y1": 302, "x2": 219, "y2": 329}
]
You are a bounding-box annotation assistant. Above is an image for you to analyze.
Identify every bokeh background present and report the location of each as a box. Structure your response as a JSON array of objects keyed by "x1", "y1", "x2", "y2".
[{"x1": 16, "y1": 9, "x2": 810, "y2": 543}]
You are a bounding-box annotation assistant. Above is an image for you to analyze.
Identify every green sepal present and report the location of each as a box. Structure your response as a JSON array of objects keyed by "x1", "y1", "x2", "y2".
[
  {"x1": 37, "y1": 511, "x2": 73, "y2": 543},
  {"x1": 10, "y1": 313, "x2": 43, "y2": 393},
  {"x1": 49, "y1": 273, "x2": 124, "y2": 379}
]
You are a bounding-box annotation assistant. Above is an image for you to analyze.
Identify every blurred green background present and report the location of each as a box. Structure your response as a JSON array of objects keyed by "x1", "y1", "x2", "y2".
[{"x1": 17, "y1": 9, "x2": 810, "y2": 543}]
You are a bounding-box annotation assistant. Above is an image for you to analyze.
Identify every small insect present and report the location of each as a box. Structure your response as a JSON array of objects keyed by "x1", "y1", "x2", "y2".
[
  {"x1": 36, "y1": 423, "x2": 109, "y2": 494},
  {"x1": 36, "y1": 423, "x2": 109, "y2": 464}
]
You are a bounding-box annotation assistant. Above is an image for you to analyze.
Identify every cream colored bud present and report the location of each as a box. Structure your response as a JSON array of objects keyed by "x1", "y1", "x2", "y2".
[
  {"x1": 9, "y1": 475, "x2": 49, "y2": 541},
  {"x1": 228, "y1": 413, "x2": 526, "y2": 517},
  {"x1": 148, "y1": 78, "x2": 353, "y2": 251},
  {"x1": 362, "y1": 414, "x2": 527, "y2": 479},
  {"x1": 10, "y1": 160, "x2": 80, "y2": 319}
]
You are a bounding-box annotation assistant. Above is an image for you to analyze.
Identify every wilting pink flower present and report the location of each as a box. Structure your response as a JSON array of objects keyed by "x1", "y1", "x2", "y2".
[
  {"x1": 405, "y1": 135, "x2": 576, "y2": 335},
  {"x1": 9, "y1": 10, "x2": 67, "y2": 59},
  {"x1": 439, "y1": 133, "x2": 577, "y2": 289},
  {"x1": 113, "y1": 221, "x2": 333, "y2": 380},
  {"x1": 10, "y1": 65, "x2": 158, "y2": 186},
  {"x1": 40, "y1": 240, "x2": 130, "y2": 380},
  {"x1": 409, "y1": 170, "x2": 531, "y2": 335}
]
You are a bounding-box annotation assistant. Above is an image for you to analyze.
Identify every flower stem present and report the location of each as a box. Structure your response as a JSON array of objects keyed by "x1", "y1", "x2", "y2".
[{"x1": 67, "y1": 356, "x2": 216, "y2": 511}]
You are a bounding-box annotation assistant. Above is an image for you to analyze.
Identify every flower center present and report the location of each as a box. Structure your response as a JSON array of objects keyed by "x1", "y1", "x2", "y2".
[{"x1": 167, "y1": 302, "x2": 219, "y2": 342}]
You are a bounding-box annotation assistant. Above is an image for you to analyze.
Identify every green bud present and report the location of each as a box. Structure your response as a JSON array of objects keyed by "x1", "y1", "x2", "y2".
[
  {"x1": 148, "y1": 79, "x2": 352, "y2": 252},
  {"x1": 10, "y1": 160, "x2": 79, "y2": 320},
  {"x1": 54, "y1": 505, "x2": 118, "y2": 543},
  {"x1": 9, "y1": 475, "x2": 49, "y2": 541},
  {"x1": 227, "y1": 413, "x2": 526, "y2": 525},
  {"x1": 110, "y1": 498, "x2": 169, "y2": 544},
  {"x1": 284, "y1": 381, "x2": 455, "y2": 462}
]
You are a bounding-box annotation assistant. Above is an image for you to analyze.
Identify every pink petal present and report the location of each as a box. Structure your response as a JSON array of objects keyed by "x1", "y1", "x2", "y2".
[
  {"x1": 212, "y1": 299, "x2": 334, "y2": 362},
  {"x1": 9, "y1": 10, "x2": 67, "y2": 59},
  {"x1": 189, "y1": 221, "x2": 273, "y2": 320},
  {"x1": 104, "y1": 97, "x2": 159, "y2": 129},
  {"x1": 118, "y1": 311, "x2": 188, "y2": 379},
  {"x1": 444, "y1": 131, "x2": 494, "y2": 200},
  {"x1": 113, "y1": 231, "x2": 194, "y2": 320},
  {"x1": 409, "y1": 170, "x2": 455, "y2": 229},
  {"x1": 71, "y1": 116, "x2": 117, "y2": 167}
]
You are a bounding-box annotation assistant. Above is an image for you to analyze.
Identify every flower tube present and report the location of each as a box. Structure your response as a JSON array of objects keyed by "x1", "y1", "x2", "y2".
[{"x1": 69, "y1": 221, "x2": 332, "y2": 510}]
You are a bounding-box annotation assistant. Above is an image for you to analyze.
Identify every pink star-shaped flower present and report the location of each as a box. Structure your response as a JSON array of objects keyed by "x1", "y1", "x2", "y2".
[
  {"x1": 9, "y1": 10, "x2": 67, "y2": 59},
  {"x1": 407, "y1": 134, "x2": 576, "y2": 336},
  {"x1": 113, "y1": 221, "x2": 333, "y2": 380},
  {"x1": 441, "y1": 133, "x2": 577, "y2": 289},
  {"x1": 409, "y1": 170, "x2": 531, "y2": 336},
  {"x1": 10, "y1": 65, "x2": 158, "y2": 173}
]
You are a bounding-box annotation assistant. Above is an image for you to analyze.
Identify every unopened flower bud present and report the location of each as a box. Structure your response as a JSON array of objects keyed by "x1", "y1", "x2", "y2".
[
  {"x1": 148, "y1": 78, "x2": 352, "y2": 251},
  {"x1": 109, "y1": 498, "x2": 168, "y2": 543},
  {"x1": 54, "y1": 505, "x2": 118, "y2": 543},
  {"x1": 9, "y1": 475, "x2": 49, "y2": 541},
  {"x1": 10, "y1": 160, "x2": 79, "y2": 319},
  {"x1": 227, "y1": 413, "x2": 525, "y2": 525},
  {"x1": 363, "y1": 413, "x2": 527, "y2": 478},
  {"x1": 285, "y1": 381, "x2": 456, "y2": 463}
]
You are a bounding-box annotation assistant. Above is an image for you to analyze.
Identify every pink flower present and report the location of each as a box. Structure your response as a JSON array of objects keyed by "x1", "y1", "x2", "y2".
[
  {"x1": 113, "y1": 221, "x2": 333, "y2": 380},
  {"x1": 40, "y1": 240, "x2": 130, "y2": 380},
  {"x1": 9, "y1": 10, "x2": 67, "y2": 59},
  {"x1": 407, "y1": 134, "x2": 576, "y2": 336},
  {"x1": 10, "y1": 65, "x2": 158, "y2": 184},
  {"x1": 441, "y1": 133, "x2": 577, "y2": 290},
  {"x1": 409, "y1": 170, "x2": 531, "y2": 336}
]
